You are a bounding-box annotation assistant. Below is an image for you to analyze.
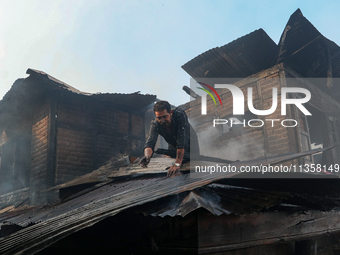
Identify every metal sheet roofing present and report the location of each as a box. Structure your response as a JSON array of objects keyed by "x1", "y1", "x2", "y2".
[
  {"x1": 133, "y1": 184, "x2": 290, "y2": 217},
  {"x1": 0, "y1": 148, "x2": 335, "y2": 255},
  {"x1": 275, "y1": 9, "x2": 340, "y2": 99},
  {"x1": 0, "y1": 68, "x2": 156, "y2": 114},
  {"x1": 276, "y1": 9, "x2": 340, "y2": 78},
  {"x1": 182, "y1": 9, "x2": 340, "y2": 101},
  {"x1": 26, "y1": 69, "x2": 86, "y2": 95},
  {"x1": 181, "y1": 29, "x2": 277, "y2": 79}
]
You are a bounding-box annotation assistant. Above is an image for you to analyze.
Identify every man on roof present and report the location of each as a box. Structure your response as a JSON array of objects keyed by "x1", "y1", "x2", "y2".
[{"x1": 139, "y1": 100, "x2": 199, "y2": 177}]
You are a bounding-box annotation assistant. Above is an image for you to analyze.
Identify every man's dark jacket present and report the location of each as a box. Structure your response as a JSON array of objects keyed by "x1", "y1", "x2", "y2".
[{"x1": 144, "y1": 107, "x2": 199, "y2": 156}]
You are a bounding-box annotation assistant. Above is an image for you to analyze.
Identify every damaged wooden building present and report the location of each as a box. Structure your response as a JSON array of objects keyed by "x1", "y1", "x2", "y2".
[
  {"x1": 2, "y1": 8, "x2": 340, "y2": 255},
  {"x1": 182, "y1": 8, "x2": 340, "y2": 167},
  {"x1": 0, "y1": 68, "x2": 156, "y2": 207}
]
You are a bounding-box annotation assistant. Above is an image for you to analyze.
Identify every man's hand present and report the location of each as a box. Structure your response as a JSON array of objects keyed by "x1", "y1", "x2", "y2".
[
  {"x1": 139, "y1": 156, "x2": 150, "y2": 168},
  {"x1": 167, "y1": 165, "x2": 181, "y2": 177}
]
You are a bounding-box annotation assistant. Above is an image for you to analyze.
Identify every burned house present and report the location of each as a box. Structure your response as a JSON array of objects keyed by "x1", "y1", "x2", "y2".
[
  {"x1": 2, "y1": 9, "x2": 340, "y2": 255},
  {"x1": 0, "y1": 68, "x2": 155, "y2": 207},
  {"x1": 182, "y1": 9, "x2": 340, "y2": 167}
]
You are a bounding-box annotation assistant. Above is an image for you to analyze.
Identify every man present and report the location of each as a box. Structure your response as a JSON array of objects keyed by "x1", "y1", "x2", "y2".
[{"x1": 139, "y1": 100, "x2": 199, "y2": 176}]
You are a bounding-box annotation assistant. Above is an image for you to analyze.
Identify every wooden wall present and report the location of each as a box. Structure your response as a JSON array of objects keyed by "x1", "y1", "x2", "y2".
[
  {"x1": 186, "y1": 63, "x2": 340, "y2": 165},
  {"x1": 54, "y1": 96, "x2": 145, "y2": 185},
  {"x1": 0, "y1": 91, "x2": 147, "y2": 207},
  {"x1": 187, "y1": 66, "x2": 293, "y2": 161},
  {"x1": 29, "y1": 102, "x2": 51, "y2": 204}
]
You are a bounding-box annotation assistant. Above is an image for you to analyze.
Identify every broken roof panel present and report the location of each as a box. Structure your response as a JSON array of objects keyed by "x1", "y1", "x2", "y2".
[{"x1": 181, "y1": 29, "x2": 277, "y2": 79}]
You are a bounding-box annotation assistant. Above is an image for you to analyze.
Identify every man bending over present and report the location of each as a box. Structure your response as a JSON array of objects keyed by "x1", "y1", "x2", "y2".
[{"x1": 139, "y1": 100, "x2": 199, "y2": 176}]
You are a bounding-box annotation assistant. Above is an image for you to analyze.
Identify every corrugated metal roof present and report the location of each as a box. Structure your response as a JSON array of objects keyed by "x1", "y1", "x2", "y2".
[
  {"x1": 181, "y1": 29, "x2": 277, "y2": 79},
  {"x1": 0, "y1": 148, "x2": 334, "y2": 254},
  {"x1": 276, "y1": 9, "x2": 340, "y2": 78},
  {"x1": 0, "y1": 69, "x2": 157, "y2": 114},
  {"x1": 50, "y1": 156, "x2": 133, "y2": 191},
  {"x1": 182, "y1": 9, "x2": 340, "y2": 101},
  {"x1": 26, "y1": 69, "x2": 86, "y2": 95},
  {"x1": 275, "y1": 9, "x2": 340, "y2": 99},
  {"x1": 133, "y1": 176, "x2": 340, "y2": 218}
]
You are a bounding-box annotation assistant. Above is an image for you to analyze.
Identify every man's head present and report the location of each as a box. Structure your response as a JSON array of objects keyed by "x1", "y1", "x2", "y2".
[{"x1": 154, "y1": 101, "x2": 172, "y2": 127}]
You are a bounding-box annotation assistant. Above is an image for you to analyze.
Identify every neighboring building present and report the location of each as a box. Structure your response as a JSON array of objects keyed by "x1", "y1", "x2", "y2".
[{"x1": 0, "y1": 68, "x2": 155, "y2": 206}]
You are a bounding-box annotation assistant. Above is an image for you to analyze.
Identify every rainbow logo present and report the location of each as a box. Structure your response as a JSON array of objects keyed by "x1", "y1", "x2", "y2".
[{"x1": 197, "y1": 82, "x2": 223, "y2": 106}]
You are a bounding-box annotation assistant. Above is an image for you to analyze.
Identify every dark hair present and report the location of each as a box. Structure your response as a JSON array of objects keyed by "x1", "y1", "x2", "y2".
[{"x1": 153, "y1": 100, "x2": 171, "y2": 113}]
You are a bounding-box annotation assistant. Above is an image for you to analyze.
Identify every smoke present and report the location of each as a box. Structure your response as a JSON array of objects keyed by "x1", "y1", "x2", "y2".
[{"x1": 191, "y1": 119, "x2": 265, "y2": 161}]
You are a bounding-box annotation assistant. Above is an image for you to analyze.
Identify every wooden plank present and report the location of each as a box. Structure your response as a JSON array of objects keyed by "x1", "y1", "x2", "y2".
[
  {"x1": 256, "y1": 80, "x2": 269, "y2": 153},
  {"x1": 47, "y1": 97, "x2": 58, "y2": 189},
  {"x1": 280, "y1": 70, "x2": 300, "y2": 156}
]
